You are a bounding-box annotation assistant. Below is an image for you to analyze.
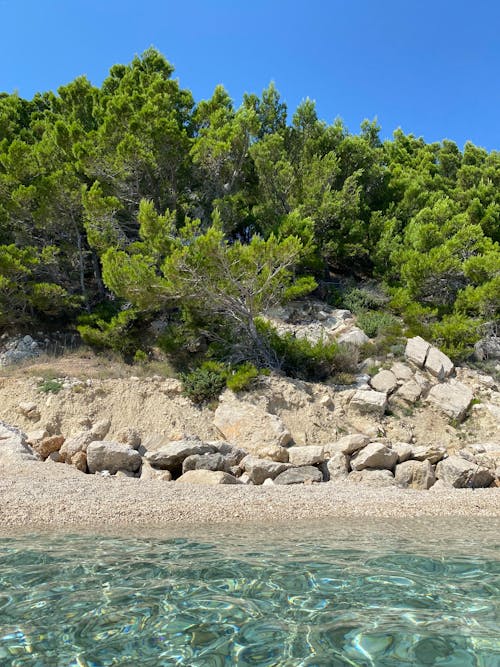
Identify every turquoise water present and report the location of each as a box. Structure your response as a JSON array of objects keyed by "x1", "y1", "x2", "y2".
[{"x1": 0, "y1": 519, "x2": 499, "y2": 666}]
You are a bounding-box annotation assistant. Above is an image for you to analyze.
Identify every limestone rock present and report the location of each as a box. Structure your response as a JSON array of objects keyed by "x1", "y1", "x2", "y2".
[
  {"x1": 424, "y1": 347, "x2": 454, "y2": 380},
  {"x1": 214, "y1": 391, "x2": 291, "y2": 459},
  {"x1": 26, "y1": 429, "x2": 49, "y2": 447},
  {"x1": 274, "y1": 466, "x2": 323, "y2": 485},
  {"x1": 241, "y1": 455, "x2": 290, "y2": 485},
  {"x1": 391, "y1": 380, "x2": 422, "y2": 405},
  {"x1": 59, "y1": 431, "x2": 94, "y2": 462},
  {"x1": 146, "y1": 439, "x2": 216, "y2": 470},
  {"x1": 391, "y1": 362, "x2": 414, "y2": 381},
  {"x1": 338, "y1": 327, "x2": 369, "y2": 346},
  {"x1": 211, "y1": 441, "x2": 248, "y2": 466},
  {"x1": 87, "y1": 441, "x2": 141, "y2": 474},
  {"x1": 116, "y1": 427, "x2": 141, "y2": 449},
  {"x1": 350, "y1": 443, "x2": 398, "y2": 471},
  {"x1": 0, "y1": 422, "x2": 37, "y2": 465},
  {"x1": 71, "y1": 451, "x2": 87, "y2": 473},
  {"x1": 176, "y1": 470, "x2": 241, "y2": 485},
  {"x1": 436, "y1": 456, "x2": 494, "y2": 488},
  {"x1": 349, "y1": 390, "x2": 387, "y2": 417},
  {"x1": 18, "y1": 401, "x2": 40, "y2": 420},
  {"x1": 90, "y1": 419, "x2": 111, "y2": 440},
  {"x1": 139, "y1": 460, "x2": 172, "y2": 481},
  {"x1": 370, "y1": 370, "x2": 398, "y2": 395},
  {"x1": 348, "y1": 469, "x2": 395, "y2": 487},
  {"x1": 405, "y1": 336, "x2": 430, "y2": 368},
  {"x1": 326, "y1": 451, "x2": 350, "y2": 480},
  {"x1": 392, "y1": 442, "x2": 413, "y2": 463},
  {"x1": 411, "y1": 444, "x2": 446, "y2": 464},
  {"x1": 427, "y1": 381, "x2": 474, "y2": 422},
  {"x1": 287, "y1": 445, "x2": 325, "y2": 466},
  {"x1": 327, "y1": 433, "x2": 370, "y2": 455},
  {"x1": 33, "y1": 435, "x2": 65, "y2": 459},
  {"x1": 395, "y1": 460, "x2": 436, "y2": 490},
  {"x1": 182, "y1": 453, "x2": 228, "y2": 474}
]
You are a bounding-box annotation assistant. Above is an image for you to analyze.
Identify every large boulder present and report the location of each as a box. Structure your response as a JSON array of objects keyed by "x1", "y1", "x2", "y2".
[
  {"x1": 87, "y1": 441, "x2": 142, "y2": 474},
  {"x1": 395, "y1": 460, "x2": 436, "y2": 490},
  {"x1": 182, "y1": 453, "x2": 229, "y2": 474},
  {"x1": 0, "y1": 422, "x2": 37, "y2": 465},
  {"x1": 348, "y1": 469, "x2": 395, "y2": 487},
  {"x1": 337, "y1": 328, "x2": 369, "y2": 346},
  {"x1": 59, "y1": 430, "x2": 95, "y2": 462},
  {"x1": 436, "y1": 456, "x2": 494, "y2": 488},
  {"x1": 32, "y1": 435, "x2": 65, "y2": 459},
  {"x1": 90, "y1": 419, "x2": 111, "y2": 440},
  {"x1": 211, "y1": 441, "x2": 248, "y2": 466},
  {"x1": 327, "y1": 433, "x2": 370, "y2": 455},
  {"x1": 241, "y1": 455, "x2": 290, "y2": 485},
  {"x1": 326, "y1": 452, "x2": 350, "y2": 480},
  {"x1": 370, "y1": 370, "x2": 398, "y2": 395},
  {"x1": 214, "y1": 391, "x2": 291, "y2": 460},
  {"x1": 176, "y1": 470, "x2": 241, "y2": 485},
  {"x1": 392, "y1": 442, "x2": 413, "y2": 463},
  {"x1": 145, "y1": 438, "x2": 216, "y2": 470},
  {"x1": 427, "y1": 381, "x2": 474, "y2": 422},
  {"x1": 274, "y1": 466, "x2": 323, "y2": 485},
  {"x1": 411, "y1": 444, "x2": 446, "y2": 464},
  {"x1": 139, "y1": 460, "x2": 172, "y2": 481},
  {"x1": 390, "y1": 362, "x2": 414, "y2": 381},
  {"x1": 424, "y1": 347, "x2": 454, "y2": 380},
  {"x1": 391, "y1": 380, "x2": 422, "y2": 405},
  {"x1": 349, "y1": 390, "x2": 387, "y2": 417},
  {"x1": 287, "y1": 445, "x2": 326, "y2": 466},
  {"x1": 350, "y1": 443, "x2": 398, "y2": 471},
  {"x1": 405, "y1": 336, "x2": 430, "y2": 368}
]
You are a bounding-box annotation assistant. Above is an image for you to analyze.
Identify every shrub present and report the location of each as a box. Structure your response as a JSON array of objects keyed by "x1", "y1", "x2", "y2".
[
  {"x1": 226, "y1": 362, "x2": 259, "y2": 392},
  {"x1": 38, "y1": 379, "x2": 63, "y2": 394},
  {"x1": 431, "y1": 314, "x2": 483, "y2": 362},
  {"x1": 133, "y1": 349, "x2": 148, "y2": 364},
  {"x1": 342, "y1": 287, "x2": 385, "y2": 314},
  {"x1": 255, "y1": 318, "x2": 340, "y2": 381},
  {"x1": 180, "y1": 365, "x2": 227, "y2": 404},
  {"x1": 356, "y1": 310, "x2": 401, "y2": 338}
]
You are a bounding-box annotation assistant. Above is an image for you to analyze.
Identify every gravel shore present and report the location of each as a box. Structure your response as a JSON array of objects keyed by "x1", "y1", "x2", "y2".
[{"x1": 1, "y1": 463, "x2": 499, "y2": 529}]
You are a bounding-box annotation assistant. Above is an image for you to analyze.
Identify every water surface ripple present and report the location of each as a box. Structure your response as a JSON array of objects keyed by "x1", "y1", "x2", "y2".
[{"x1": 0, "y1": 519, "x2": 499, "y2": 666}]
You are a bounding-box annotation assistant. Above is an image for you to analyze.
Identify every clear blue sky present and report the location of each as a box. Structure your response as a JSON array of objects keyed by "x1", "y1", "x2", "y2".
[{"x1": 1, "y1": 0, "x2": 499, "y2": 150}]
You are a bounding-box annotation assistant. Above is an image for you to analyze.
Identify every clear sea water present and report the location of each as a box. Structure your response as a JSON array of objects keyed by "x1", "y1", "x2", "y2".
[{"x1": 0, "y1": 519, "x2": 499, "y2": 666}]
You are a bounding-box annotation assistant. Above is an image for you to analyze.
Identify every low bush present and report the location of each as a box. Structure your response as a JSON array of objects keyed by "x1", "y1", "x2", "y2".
[
  {"x1": 226, "y1": 362, "x2": 259, "y2": 392},
  {"x1": 180, "y1": 364, "x2": 227, "y2": 404},
  {"x1": 38, "y1": 379, "x2": 63, "y2": 394},
  {"x1": 255, "y1": 318, "x2": 341, "y2": 380},
  {"x1": 356, "y1": 310, "x2": 401, "y2": 339}
]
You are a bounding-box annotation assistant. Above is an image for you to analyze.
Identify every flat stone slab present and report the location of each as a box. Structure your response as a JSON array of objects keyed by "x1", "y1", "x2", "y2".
[{"x1": 349, "y1": 390, "x2": 387, "y2": 417}]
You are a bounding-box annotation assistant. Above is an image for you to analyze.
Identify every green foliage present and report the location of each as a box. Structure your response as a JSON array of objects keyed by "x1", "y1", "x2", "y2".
[
  {"x1": 356, "y1": 310, "x2": 401, "y2": 338},
  {"x1": 38, "y1": 379, "x2": 63, "y2": 394},
  {"x1": 0, "y1": 48, "x2": 498, "y2": 374},
  {"x1": 77, "y1": 307, "x2": 142, "y2": 357},
  {"x1": 342, "y1": 287, "x2": 386, "y2": 314},
  {"x1": 133, "y1": 349, "x2": 148, "y2": 364},
  {"x1": 255, "y1": 318, "x2": 341, "y2": 380},
  {"x1": 180, "y1": 364, "x2": 227, "y2": 404},
  {"x1": 430, "y1": 314, "x2": 483, "y2": 362},
  {"x1": 226, "y1": 362, "x2": 259, "y2": 392}
]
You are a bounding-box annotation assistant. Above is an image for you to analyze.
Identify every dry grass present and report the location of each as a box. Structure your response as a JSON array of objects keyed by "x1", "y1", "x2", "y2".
[{"x1": 0, "y1": 347, "x2": 177, "y2": 381}]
